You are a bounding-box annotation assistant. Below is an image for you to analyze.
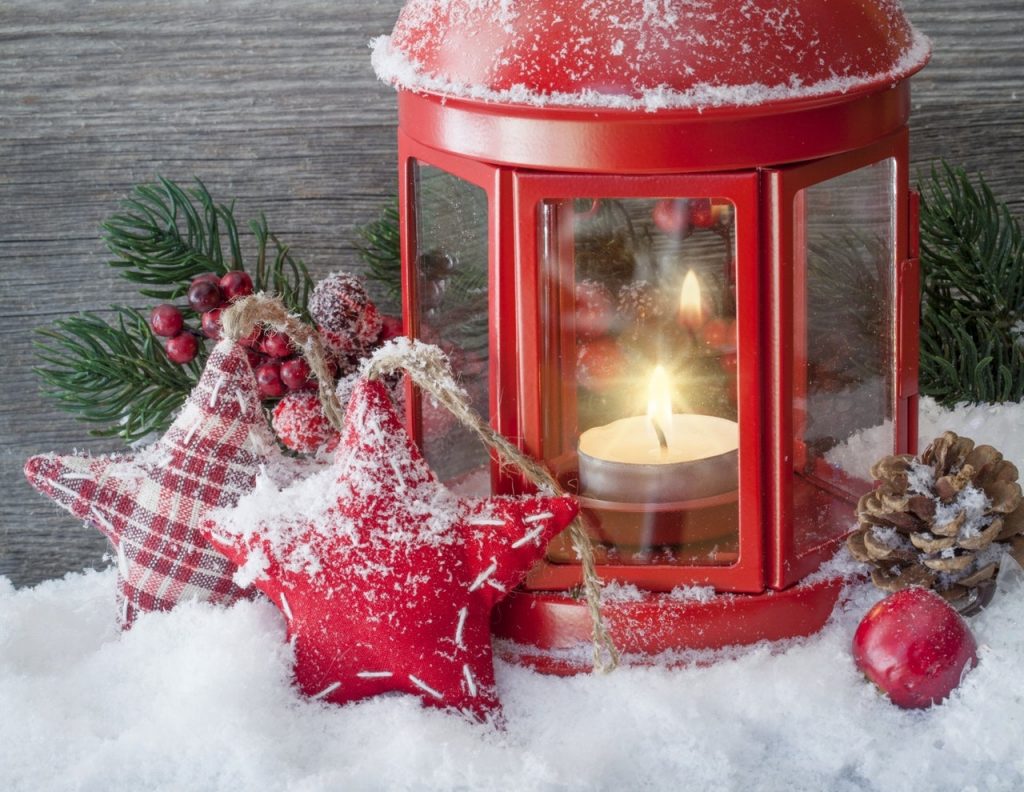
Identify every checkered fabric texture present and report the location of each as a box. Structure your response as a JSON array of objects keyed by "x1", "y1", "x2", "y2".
[{"x1": 25, "y1": 340, "x2": 286, "y2": 626}]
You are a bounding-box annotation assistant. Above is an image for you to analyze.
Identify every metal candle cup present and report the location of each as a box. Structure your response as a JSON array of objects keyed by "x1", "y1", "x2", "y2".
[{"x1": 577, "y1": 414, "x2": 739, "y2": 504}]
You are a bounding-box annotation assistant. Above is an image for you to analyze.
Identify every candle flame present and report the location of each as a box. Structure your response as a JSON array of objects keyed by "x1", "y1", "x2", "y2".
[
  {"x1": 678, "y1": 269, "x2": 703, "y2": 331},
  {"x1": 646, "y1": 365, "x2": 673, "y2": 451}
]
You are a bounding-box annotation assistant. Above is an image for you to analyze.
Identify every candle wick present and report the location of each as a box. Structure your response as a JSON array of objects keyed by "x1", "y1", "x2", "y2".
[{"x1": 650, "y1": 417, "x2": 669, "y2": 453}]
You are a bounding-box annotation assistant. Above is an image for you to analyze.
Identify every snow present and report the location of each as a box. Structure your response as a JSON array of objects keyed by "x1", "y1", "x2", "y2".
[
  {"x1": 5, "y1": 398, "x2": 1024, "y2": 790},
  {"x1": 828, "y1": 395, "x2": 1024, "y2": 481},
  {"x1": 4, "y1": 568, "x2": 1024, "y2": 791},
  {"x1": 371, "y1": 3, "x2": 932, "y2": 113}
]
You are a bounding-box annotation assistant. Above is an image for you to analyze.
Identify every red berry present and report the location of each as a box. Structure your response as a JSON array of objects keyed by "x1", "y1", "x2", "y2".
[
  {"x1": 261, "y1": 331, "x2": 292, "y2": 358},
  {"x1": 244, "y1": 347, "x2": 262, "y2": 370},
  {"x1": 280, "y1": 357, "x2": 313, "y2": 391},
  {"x1": 192, "y1": 272, "x2": 221, "y2": 285},
  {"x1": 165, "y1": 332, "x2": 199, "y2": 364},
  {"x1": 188, "y1": 280, "x2": 224, "y2": 314},
  {"x1": 220, "y1": 271, "x2": 254, "y2": 302},
  {"x1": 576, "y1": 338, "x2": 625, "y2": 393},
  {"x1": 652, "y1": 199, "x2": 689, "y2": 236},
  {"x1": 378, "y1": 314, "x2": 404, "y2": 343},
  {"x1": 149, "y1": 304, "x2": 184, "y2": 338},
  {"x1": 239, "y1": 327, "x2": 263, "y2": 349},
  {"x1": 575, "y1": 280, "x2": 614, "y2": 340},
  {"x1": 255, "y1": 361, "x2": 286, "y2": 398},
  {"x1": 201, "y1": 308, "x2": 222, "y2": 340},
  {"x1": 689, "y1": 199, "x2": 715, "y2": 228},
  {"x1": 702, "y1": 318, "x2": 737, "y2": 350},
  {"x1": 853, "y1": 587, "x2": 978, "y2": 709}
]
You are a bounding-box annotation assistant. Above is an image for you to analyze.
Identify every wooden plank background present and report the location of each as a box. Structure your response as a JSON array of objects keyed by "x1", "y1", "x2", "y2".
[{"x1": 2, "y1": 0, "x2": 1022, "y2": 587}]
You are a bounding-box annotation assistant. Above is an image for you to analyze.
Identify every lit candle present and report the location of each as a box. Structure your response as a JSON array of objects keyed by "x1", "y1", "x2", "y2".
[
  {"x1": 677, "y1": 269, "x2": 704, "y2": 332},
  {"x1": 577, "y1": 366, "x2": 739, "y2": 504}
]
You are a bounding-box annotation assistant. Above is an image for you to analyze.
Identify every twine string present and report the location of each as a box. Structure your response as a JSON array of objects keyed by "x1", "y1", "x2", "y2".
[
  {"x1": 220, "y1": 294, "x2": 346, "y2": 432},
  {"x1": 221, "y1": 295, "x2": 619, "y2": 673}
]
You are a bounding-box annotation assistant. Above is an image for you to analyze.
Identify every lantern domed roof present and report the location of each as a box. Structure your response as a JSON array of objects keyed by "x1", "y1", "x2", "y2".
[{"x1": 373, "y1": 0, "x2": 930, "y2": 112}]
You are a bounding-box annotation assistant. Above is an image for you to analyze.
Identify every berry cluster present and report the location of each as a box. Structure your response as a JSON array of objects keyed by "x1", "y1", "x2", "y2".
[
  {"x1": 153, "y1": 268, "x2": 406, "y2": 455},
  {"x1": 149, "y1": 271, "x2": 255, "y2": 366}
]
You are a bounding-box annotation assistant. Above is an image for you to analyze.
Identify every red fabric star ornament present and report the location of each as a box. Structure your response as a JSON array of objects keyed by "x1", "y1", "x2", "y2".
[
  {"x1": 203, "y1": 378, "x2": 578, "y2": 720},
  {"x1": 24, "y1": 340, "x2": 303, "y2": 626}
]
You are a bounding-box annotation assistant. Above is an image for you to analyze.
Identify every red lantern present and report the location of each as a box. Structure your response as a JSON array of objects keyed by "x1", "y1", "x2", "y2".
[{"x1": 375, "y1": 0, "x2": 929, "y2": 671}]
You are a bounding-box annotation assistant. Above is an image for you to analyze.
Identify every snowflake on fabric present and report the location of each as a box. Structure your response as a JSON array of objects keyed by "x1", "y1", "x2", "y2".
[
  {"x1": 204, "y1": 377, "x2": 577, "y2": 720},
  {"x1": 24, "y1": 340, "x2": 317, "y2": 626}
]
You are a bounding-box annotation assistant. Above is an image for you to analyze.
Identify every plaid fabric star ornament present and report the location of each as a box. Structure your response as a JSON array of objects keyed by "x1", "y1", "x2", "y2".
[
  {"x1": 24, "y1": 339, "x2": 303, "y2": 626},
  {"x1": 204, "y1": 377, "x2": 577, "y2": 720}
]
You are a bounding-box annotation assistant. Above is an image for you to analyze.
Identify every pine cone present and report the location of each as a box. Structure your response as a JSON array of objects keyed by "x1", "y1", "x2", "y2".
[{"x1": 849, "y1": 431, "x2": 1024, "y2": 614}]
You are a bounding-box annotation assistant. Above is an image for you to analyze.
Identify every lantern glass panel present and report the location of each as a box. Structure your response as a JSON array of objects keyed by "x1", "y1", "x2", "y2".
[
  {"x1": 791, "y1": 158, "x2": 896, "y2": 556},
  {"x1": 411, "y1": 161, "x2": 490, "y2": 493},
  {"x1": 538, "y1": 197, "x2": 740, "y2": 568}
]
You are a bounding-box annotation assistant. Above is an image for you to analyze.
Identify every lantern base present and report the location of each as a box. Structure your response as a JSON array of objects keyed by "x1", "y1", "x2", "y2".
[{"x1": 491, "y1": 575, "x2": 848, "y2": 675}]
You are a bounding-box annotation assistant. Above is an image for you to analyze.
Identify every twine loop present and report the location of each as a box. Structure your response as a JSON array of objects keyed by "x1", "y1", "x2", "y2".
[{"x1": 221, "y1": 294, "x2": 620, "y2": 673}]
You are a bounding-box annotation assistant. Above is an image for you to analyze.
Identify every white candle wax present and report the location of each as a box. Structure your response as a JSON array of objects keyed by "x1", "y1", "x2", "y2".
[
  {"x1": 577, "y1": 413, "x2": 739, "y2": 504},
  {"x1": 579, "y1": 414, "x2": 737, "y2": 465}
]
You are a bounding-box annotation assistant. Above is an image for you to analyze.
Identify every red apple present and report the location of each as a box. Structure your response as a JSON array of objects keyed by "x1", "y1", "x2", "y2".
[{"x1": 853, "y1": 587, "x2": 978, "y2": 709}]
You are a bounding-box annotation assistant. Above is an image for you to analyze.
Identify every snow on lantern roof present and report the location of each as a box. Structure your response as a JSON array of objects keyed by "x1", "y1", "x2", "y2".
[{"x1": 372, "y1": 0, "x2": 930, "y2": 112}]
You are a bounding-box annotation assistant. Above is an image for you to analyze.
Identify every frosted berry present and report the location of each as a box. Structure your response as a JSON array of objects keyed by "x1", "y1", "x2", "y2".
[
  {"x1": 272, "y1": 392, "x2": 340, "y2": 454},
  {"x1": 255, "y1": 361, "x2": 286, "y2": 398},
  {"x1": 280, "y1": 357, "x2": 313, "y2": 391},
  {"x1": 220, "y1": 271, "x2": 254, "y2": 302},
  {"x1": 149, "y1": 304, "x2": 184, "y2": 338},
  {"x1": 201, "y1": 308, "x2": 222, "y2": 340},
  {"x1": 165, "y1": 332, "x2": 199, "y2": 364},
  {"x1": 188, "y1": 279, "x2": 224, "y2": 314},
  {"x1": 853, "y1": 587, "x2": 978, "y2": 709},
  {"x1": 308, "y1": 272, "x2": 383, "y2": 358},
  {"x1": 261, "y1": 331, "x2": 292, "y2": 359},
  {"x1": 575, "y1": 280, "x2": 614, "y2": 340}
]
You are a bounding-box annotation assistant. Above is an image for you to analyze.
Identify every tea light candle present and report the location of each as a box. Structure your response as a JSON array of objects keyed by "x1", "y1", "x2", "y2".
[{"x1": 577, "y1": 365, "x2": 739, "y2": 504}]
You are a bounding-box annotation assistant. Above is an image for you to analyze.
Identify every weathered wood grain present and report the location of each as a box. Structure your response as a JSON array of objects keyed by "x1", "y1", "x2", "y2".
[{"x1": 1, "y1": 0, "x2": 1022, "y2": 587}]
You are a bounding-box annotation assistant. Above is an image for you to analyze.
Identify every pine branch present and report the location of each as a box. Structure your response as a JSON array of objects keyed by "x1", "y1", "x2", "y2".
[
  {"x1": 250, "y1": 213, "x2": 314, "y2": 322},
  {"x1": 919, "y1": 163, "x2": 1024, "y2": 405},
  {"x1": 34, "y1": 308, "x2": 203, "y2": 442},
  {"x1": 37, "y1": 176, "x2": 316, "y2": 443},
  {"x1": 357, "y1": 199, "x2": 402, "y2": 303},
  {"x1": 103, "y1": 177, "x2": 244, "y2": 300}
]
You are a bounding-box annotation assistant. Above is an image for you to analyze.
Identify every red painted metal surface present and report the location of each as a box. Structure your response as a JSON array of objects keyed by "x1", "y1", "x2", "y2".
[
  {"x1": 388, "y1": 0, "x2": 924, "y2": 104},
  {"x1": 765, "y1": 130, "x2": 912, "y2": 590},
  {"x1": 397, "y1": 86, "x2": 915, "y2": 174},
  {"x1": 512, "y1": 171, "x2": 764, "y2": 594},
  {"x1": 389, "y1": 0, "x2": 926, "y2": 659},
  {"x1": 492, "y1": 576, "x2": 848, "y2": 675}
]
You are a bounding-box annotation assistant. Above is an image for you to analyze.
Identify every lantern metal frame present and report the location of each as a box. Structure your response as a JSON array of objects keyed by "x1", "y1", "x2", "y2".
[{"x1": 387, "y1": 1, "x2": 927, "y2": 665}]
